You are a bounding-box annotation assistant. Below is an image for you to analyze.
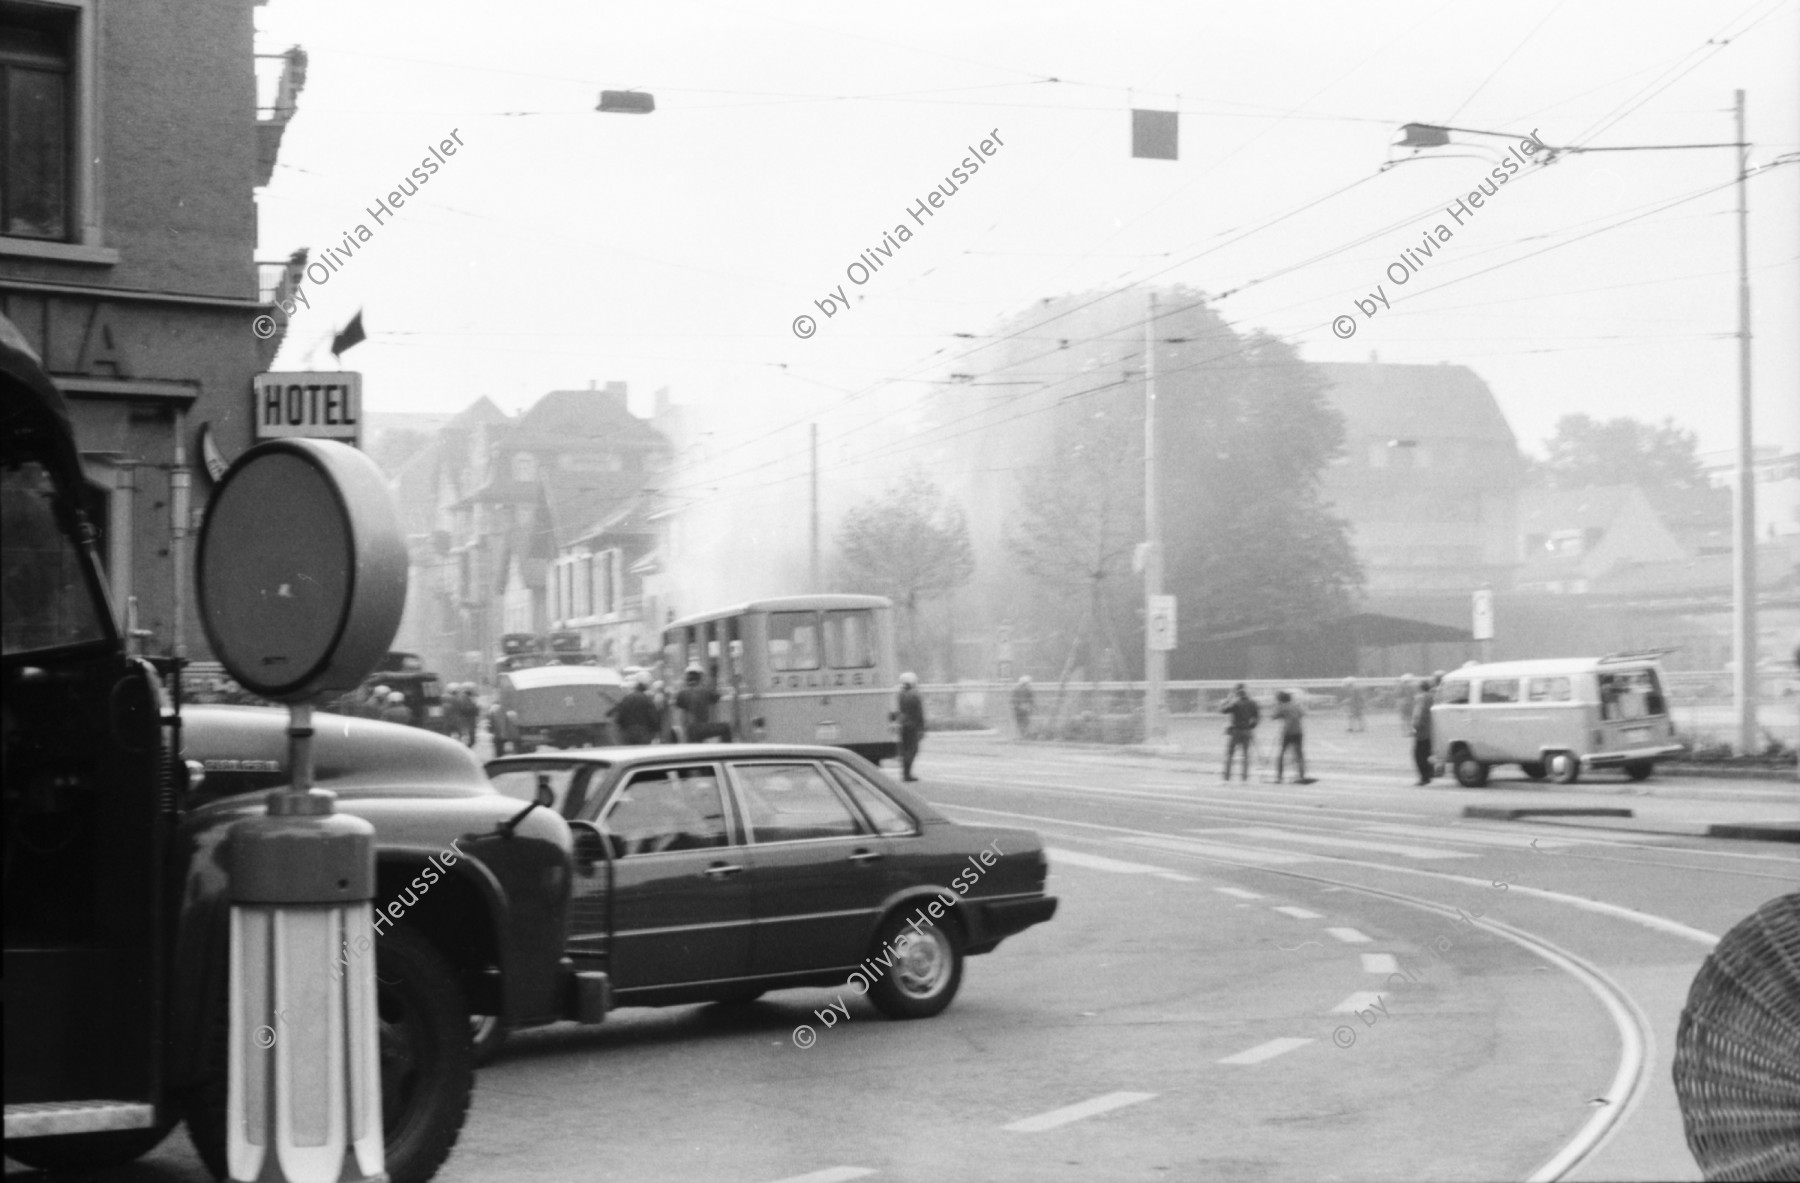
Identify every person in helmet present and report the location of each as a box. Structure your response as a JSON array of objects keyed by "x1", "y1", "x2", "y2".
[
  {"x1": 675, "y1": 664, "x2": 728, "y2": 742},
  {"x1": 380, "y1": 689, "x2": 414, "y2": 727},
  {"x1": 894, "y1": 672, "x2": 926, "y2": 781}
]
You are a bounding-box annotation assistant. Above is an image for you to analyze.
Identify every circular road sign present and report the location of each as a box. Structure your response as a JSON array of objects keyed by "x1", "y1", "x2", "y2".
[{"x1": 197, "y1": 439, "x2": 407, "y2": 702}]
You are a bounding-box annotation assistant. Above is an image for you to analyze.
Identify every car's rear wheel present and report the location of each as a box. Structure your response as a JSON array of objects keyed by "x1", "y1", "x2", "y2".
[
  {"x1": 1623, "y1": 760, "x2": 1654, "y2": 782},
  {"x1": 867, "y1": 910, "x2": 963, "y2": 1020},
  {"x1": 188, "y1": 927, "x2": 473, "y2": 1183},
  {"x1": 1520, "y1": 761, "x2": 1547, "y2": 781},
  {"x1": 1547, "y1": 751, "x2": 1581, "y2": 785},
  {"x1": 1453, "y1": 755, "x2": 1489, "y2": 788}
]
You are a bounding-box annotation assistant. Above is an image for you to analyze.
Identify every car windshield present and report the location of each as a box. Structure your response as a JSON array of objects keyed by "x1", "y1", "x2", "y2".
[{"x1": 1, "y1": 458, "x2": 108, "y2": 657}]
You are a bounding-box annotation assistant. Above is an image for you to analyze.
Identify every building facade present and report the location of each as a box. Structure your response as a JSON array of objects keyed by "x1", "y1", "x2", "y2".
[{"x1": 1, "y1": 0, "x2": 301, "y2": 662}]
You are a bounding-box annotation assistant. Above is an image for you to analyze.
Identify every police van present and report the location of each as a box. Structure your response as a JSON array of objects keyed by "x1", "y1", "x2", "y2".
[{"x1": 1430, "y1": 653, "x2": 1684, "y2": 786}]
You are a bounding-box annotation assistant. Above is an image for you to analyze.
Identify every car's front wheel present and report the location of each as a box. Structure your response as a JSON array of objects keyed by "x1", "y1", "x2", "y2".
[
  {"x1": 188, "y1": 927, "x2": 473, "y2": 1183},
  {"x1": 1547, "y1": 751, "x2": 1582, "y2": 785},
  {"x1": 867, "y1": 910, "x2": 963, "y2": 1020},
  {"x1": 1453, "y1": 755, "x2": 1489, "y2": 788}
]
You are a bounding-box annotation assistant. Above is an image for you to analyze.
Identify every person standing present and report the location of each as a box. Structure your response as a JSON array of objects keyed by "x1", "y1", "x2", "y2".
[
  {"x1": 1220, "y1": 683, "x2": 1261, "y2": 781},
  {"x1": 451, "y1": 683, "x2": 480, "y2": 746},
  {"x1": 675, "y1": 665, "x2": 728, "y2": 742},
  {"x1": 1272, "y1": 690, "x2": 1314, "y2": 784},
  {"x1": 1010, "y1": 675, "x2": 1035, "y2": 738},
  {"x1": 1397, "y1": 674, "x2": 1417, "y2": 735},
  {"x1": 895, "y1": 672, "x2": 926, "y2": 781},
  {"x1": 609, "y1": 678, "x2": 661, "y2": 745},
  {"x1": 1343, "y1": 677, "x2": 1365, "y2": 733},
  {"x1": 1410, "y1": 677, "x2": 1437, "y2": 785},
  {"x1": 361, "y1": 683, "x2": 390, "y2": 720}
]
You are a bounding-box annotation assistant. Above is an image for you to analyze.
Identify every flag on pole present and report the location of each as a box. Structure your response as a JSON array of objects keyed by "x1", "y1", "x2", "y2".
[{"x1": 331, "y1": 309, "x2": 366, "y2": 358}]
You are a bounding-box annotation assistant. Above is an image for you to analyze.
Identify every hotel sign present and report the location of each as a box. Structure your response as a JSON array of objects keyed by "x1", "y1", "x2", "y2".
[{"x1": 253, "y1": 372, "x2": 362, "y2": 444}]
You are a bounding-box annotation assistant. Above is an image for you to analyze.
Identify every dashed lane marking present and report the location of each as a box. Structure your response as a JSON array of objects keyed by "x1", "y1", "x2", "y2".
[
  {"x1": 1214, "y1": 887, "x2": 1263, "y2": 900},
  {"x1": 1362, "y1": 953, "x2": 1400, "y2": 973},
  {"x1": 1003, "y1": 1091, "x2": 1158, "y2": 1133},
  {"x1": 1273, "y1": 906, "x2": 1323, "y2": 920},
  {"x1": 1044, "y1": 847, "x2": 1173, "y2": 875},
  {"x1": 1327, "y1": 927, "x2": 1372, "y2": 944},
  {"x1": 1332, "y1": 991, "x2": 1386, "y2": 1014},
  {"x1": 766, "y1": 1169, "x2": 876, "y2": 1183},
  {"x1": 1219, "y1": 1037, "x2": 1313, "y2": 1065}
]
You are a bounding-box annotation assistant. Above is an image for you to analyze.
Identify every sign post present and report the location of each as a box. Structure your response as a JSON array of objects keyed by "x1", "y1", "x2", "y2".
[
  {"x1": 1472, "y1": 586, "x2": 1494, "y2": 663},
  {"x1": 198, "y1": 439, "x2": 406, "y2": 1183}
]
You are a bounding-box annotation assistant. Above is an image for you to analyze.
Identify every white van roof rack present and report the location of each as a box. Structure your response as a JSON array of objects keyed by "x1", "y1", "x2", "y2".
[{"x1": 1597, "y1": 648, "x2": 1678, "y2": 664}]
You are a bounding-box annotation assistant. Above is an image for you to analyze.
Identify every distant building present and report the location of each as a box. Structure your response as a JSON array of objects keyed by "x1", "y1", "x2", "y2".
[
  {"x1": 1516, "y1": 484, "x2": 1689, "y2": 593},
  {"x1": 1314, "y1": 359, "x2": 1525, "y2": 596},
  {"x1": 378, "y1": 382, "x2": 672, "y2": 684}
]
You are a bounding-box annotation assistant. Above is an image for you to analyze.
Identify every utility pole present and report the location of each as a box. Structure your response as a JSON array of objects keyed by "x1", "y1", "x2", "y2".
[
  {"x1": 1732, "y1": 89, "x2": 1759, "y2": 756},
  {"x1": 810, "y1": 423, "x2": 821, "y2": 592},
  {"x1": 1143, "y1": 290, "x2": 1166, "y2": 742}
]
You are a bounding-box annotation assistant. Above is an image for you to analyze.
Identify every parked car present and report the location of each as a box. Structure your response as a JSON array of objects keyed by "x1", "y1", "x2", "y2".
[
  {"x1": 496, "y1": 663, "x2": 626, "y2": 750},
  {"x1": 172, "y1": 706, "x2": 610, "y2": 1182},
  {"x1": 480, "y1": 743, "x2": 1058, "y2": 1056},
  {"x1": 1430, "y1": 653, "x2": 1684, "y2": 786}
]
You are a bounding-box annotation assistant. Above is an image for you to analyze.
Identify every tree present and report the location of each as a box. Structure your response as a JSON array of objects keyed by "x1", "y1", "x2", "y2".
[
  {"x1": 1539, "y1": 414, "x2": 1728, "y2": 533},
  {"x1": 835, "y1": 471, "x2": 975, "y2": 675},
  {"x1": 1004, "y1": 405, "x2": 1141, "y2": 690}
]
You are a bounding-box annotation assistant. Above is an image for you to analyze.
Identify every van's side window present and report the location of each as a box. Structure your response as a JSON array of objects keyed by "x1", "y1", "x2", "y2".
[
  {"x1": 1478, "y1": 679, "x2": 1520, "y2": 705},
  {"x1": 1439, "y1": 679, "x2": 1471, "y2": 705},
  {"x1": 1526, "y1": 677, "x2": 1571, "y2": 703}
]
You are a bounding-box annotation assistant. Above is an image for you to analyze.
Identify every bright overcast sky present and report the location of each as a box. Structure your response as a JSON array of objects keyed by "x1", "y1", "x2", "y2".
[{"x1": 255, "y1": 0, "x2": 1800, "y2": 464}]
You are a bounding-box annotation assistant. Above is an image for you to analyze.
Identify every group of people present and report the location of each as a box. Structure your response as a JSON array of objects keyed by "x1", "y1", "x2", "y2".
[
  {"x1": 1213, "y1": 674, "x2": 1444, "y2": 785},
  {"x1": 603, "y1": 665, "x2": 734, "y2": 746}
]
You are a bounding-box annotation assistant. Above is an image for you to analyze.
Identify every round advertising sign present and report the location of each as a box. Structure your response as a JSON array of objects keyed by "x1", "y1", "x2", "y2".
[{"x1": 197, "y1": 439, "x2": 407, "y2": 701}]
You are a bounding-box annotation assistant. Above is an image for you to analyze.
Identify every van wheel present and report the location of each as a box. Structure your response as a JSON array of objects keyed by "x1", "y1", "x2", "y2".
[
  {"x1": 1520, "y1": 761, "x2": 1547, "y2": 781},
  {"x1": 1623, "y1": 761, "x2": 1653, "y2": 782},
  {"x1": 1453, "y1": 756, "x2": 1489, "y2": 788},
  {"x1": 1547, "y1": 751, "x2": 1581, "y2": 784}
]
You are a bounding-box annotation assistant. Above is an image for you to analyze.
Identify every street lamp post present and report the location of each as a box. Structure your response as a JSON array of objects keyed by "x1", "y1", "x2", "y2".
[{"x1": 1395, "y1": 94, "x2": 1762, "y2": 754}]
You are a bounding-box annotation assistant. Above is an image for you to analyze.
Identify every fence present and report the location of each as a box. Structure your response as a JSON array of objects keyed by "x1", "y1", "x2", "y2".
[{"x1": 919, "y1": 673, "x2": 1800, "y2": 753}]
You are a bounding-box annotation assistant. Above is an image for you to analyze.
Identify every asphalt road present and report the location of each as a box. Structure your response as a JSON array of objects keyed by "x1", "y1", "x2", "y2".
[{"x1": 10, "y1": 735, "x2": 1795, "y2": 1182}]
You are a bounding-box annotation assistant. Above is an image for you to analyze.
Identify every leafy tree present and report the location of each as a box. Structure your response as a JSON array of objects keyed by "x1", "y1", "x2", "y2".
[
  {"x1": 1004, "y1": 406, "x2": 1141, "y2": 686},
  {"x1": 835, "y1": 471, "x2": 975, "y2": 674},
  {"x1": 1539, "y1": 414, "x2": 1728, "y2": 533}
]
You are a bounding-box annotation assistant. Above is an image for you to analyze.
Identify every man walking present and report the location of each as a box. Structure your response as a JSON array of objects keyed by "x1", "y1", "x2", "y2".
[
  {"x1": 895, "y1": 672, "x2": 926, "y2": 781},
  {"x1": 675, "y1": 665, "x2": 729, "y2": 742},
  {"x1": 1220, "y1": 683, "x2": 1260, "y2": 781},
  {"x1": 1410, "y1": 677, "x2": 1437, "y2": 785},
  {"x1": 1343, "y1": 677, "x2": 1365, "y2": 732},
  {"x1": 1010, "y1": 675, "x2": 1035, "y2": 738},
  {"x1": 609, "y1": 677, "x2": 661, "y2": 745}
]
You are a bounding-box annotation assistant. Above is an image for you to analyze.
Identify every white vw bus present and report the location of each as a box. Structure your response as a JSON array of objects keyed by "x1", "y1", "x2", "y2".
[{"x1": 1430, "y1": 653, "x2": 1684, "y2": 786}]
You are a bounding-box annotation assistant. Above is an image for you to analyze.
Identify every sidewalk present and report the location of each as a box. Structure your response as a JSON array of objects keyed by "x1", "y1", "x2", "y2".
[{"x1": 936, "y1": 723, "x2": 1800, "y2": 843}]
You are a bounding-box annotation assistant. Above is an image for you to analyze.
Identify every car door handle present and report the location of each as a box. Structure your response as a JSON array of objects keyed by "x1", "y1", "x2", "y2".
[
  {"x1": 848, "y1": 849, "x2": 884, "y2": 864},
  {"x1": 703, "y1": 862, "x2": 744, "y2": 878}
]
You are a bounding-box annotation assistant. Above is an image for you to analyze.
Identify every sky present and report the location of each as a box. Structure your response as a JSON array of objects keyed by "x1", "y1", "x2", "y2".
[{"x1": 254, "y1": 0, "x2": 1800, "y2": 484}]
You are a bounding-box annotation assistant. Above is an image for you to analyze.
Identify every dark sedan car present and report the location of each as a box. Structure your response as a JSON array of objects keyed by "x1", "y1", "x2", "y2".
[{"x1": 483, "y1": 743, "x2": 1057, "y2": 1046}]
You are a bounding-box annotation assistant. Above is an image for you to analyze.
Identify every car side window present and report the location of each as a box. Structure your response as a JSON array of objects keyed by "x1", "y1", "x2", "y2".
[
  {"x1": 1478, "y1": 679, "x2": 1520, "y2": 705},
  {"x1": 1439, "y1": 679, "x2": 1471, "y2": 705},
  {"x1": 734, "y1": 762, "x2": 864, "y2": 844},
  {"x1": 827, "y1": 764, "x2": 918, "y2": 836},
  {"x1": 489, "y1": 765, "x2": 581, "y2": 814},
  {"x1": 601, "y1": 765, "x2": 731, "y2": 856}
]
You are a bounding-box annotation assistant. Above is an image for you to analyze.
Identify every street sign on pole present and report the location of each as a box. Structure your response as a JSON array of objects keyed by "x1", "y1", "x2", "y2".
[
  {"x1": 1472, "y1": 588, "x2": 1494, "y2": 642},
  {"x1": 1148, "y1": 594, "x2": 1177, "y2": 651}
]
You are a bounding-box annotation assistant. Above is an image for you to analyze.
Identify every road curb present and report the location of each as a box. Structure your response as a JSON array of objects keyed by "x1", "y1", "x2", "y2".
[
  {"x1": 1702, "y1": 823, "x2": 1800, "y2": 843},
  {"x1": 1460, "y1": 805, "x2": 1800, "y2": 844},
  {"x1": 1464, "y1": 806, "x2": 1636, "y2": 821}
]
